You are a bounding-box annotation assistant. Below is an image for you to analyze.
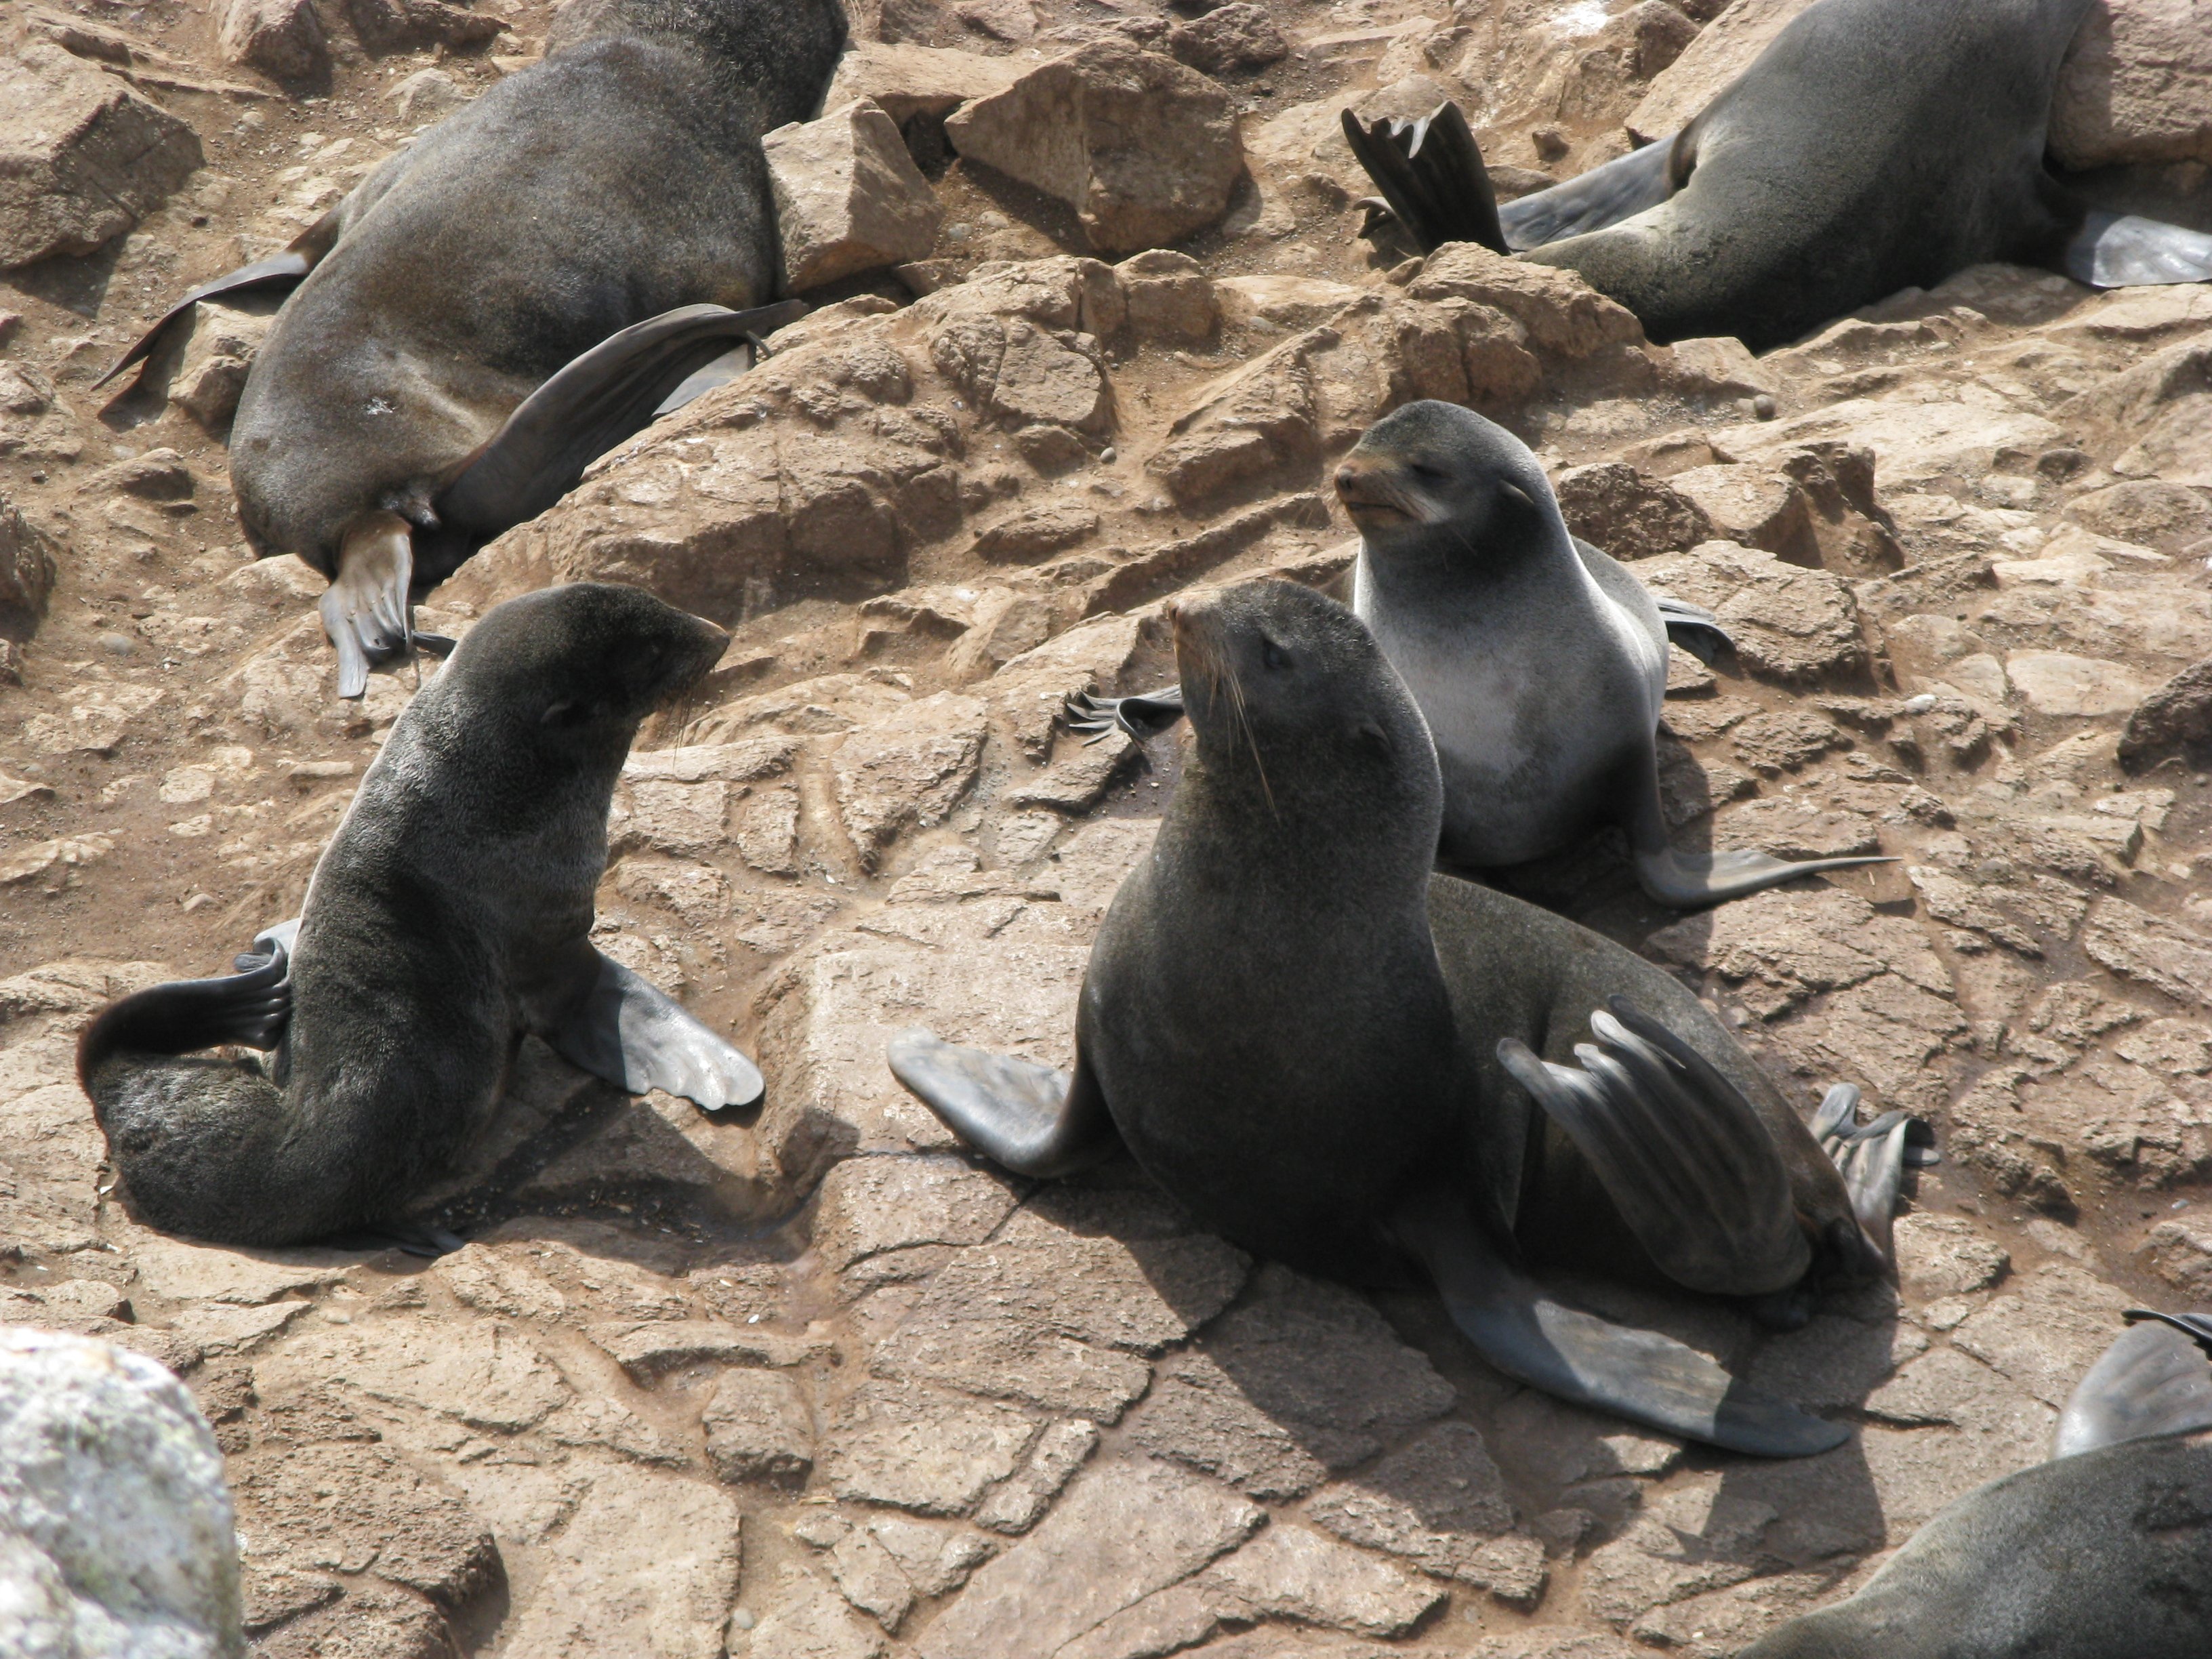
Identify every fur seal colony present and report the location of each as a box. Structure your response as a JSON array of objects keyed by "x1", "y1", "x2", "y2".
[
  {"x1": 1740, "y1": 1312, "x2": 2212, "y2": 1657},
  {"x1": 77, "y1": 583, "x2": 762, "y2": 1247},
  {"x1": 1074, "y1": 403, "x2": 1890, "y2": 907},
  {"x1": 100, "y1": 0, "x2": 844, "y2": 695},
  {"x1": 893, "y1": 579, "x2": 1925, "y2": 1455},
  {"x1": 1347, "y1": 0, "x2": 2212, "y2": 350}
]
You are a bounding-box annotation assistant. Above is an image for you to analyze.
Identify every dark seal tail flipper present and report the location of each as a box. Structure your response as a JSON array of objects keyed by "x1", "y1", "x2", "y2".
[
  {"x1": 1497, "y1": 1004, "x2": 1811, "y2": 1297},
  {"x1": 94, "y1": 252, "x2": 315, "y2": 392},
  {"x1": 1809, "y1": 1088, "x2": 1933, "y2": 1266},
  {"x1": 2053, "y1": 1317, "x2": 2212, "y2": 1458},
  {"x1": 541, "y1": 949, "x2": 765, "y2": 1112},
  {"x1": 1394, "y1": 1191, "x2": 1849, "y2": 1457},
  {"x1": 886, "y1": 1028, "x2": 1120, "y2": 1179},
  {"x1": 2063, "y1": 212, "x2": 2212, "y2": 289},
  {"x1": 1064, "y1": 685, "x2": 1188, "y2": 745},
  {"x1": 1498, "y1": 128, "x2": 1691, "y2": 253},
  {"x1": 433, "y1": 300, "x2": 806, "y2": 540},
  {"x1": 1634, "y1": 845, "x2": 1898, "y2": 909},
  {"x1": 653, "y1": 343, "x2": 758, "y2": 419},
  {"x1": 1342, "y1": 101, "x2": 1507, "y2": 256},
  {"x1": 322, "y1": 512, "x2": 417, "y2": 699},
  {"x1": 1653, "y1": 594, "x2": 1732, "y2": 666},
  {"x1": 75, "y1": 945, "x2": 293, "y2": 1090}
]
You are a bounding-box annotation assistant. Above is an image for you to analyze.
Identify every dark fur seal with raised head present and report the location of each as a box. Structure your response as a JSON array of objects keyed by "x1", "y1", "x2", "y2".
[
  {"x1": 1347, "y1": 0, "x2": 2212, "y2": 350},
  {"x1": 1076, "y1": 401, "x2": 1887, "y2": 907},
  {"x1": 102, "y1": 0, "x2": 845, "y2": 694},
  {"x1": 79, "y1": 582, "x2": 764, "y2": 1247},
  {"x1": 891, "y1": 578, "x2": 1927, "y2": 1456},
  {"x1": 1740, "y1": 1310, "x2": 2212, "y2": 1657}
]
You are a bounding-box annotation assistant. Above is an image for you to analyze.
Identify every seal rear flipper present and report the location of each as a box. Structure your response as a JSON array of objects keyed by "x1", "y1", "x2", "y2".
[
  {"x1": 1064, "y1": 685, "x2": 1187, "y2": 744},
  {"x1": 95, "y1": 253, "x2": 316, "y2": 393},
  {"x1": 75, "y1": 942, "x2": 293, "y2": 1092},
  {"x1": 1652, "y1": 595, "x2": 1731, "y2": 665},
  {"x1": 433, "y1": 300, "x2": 807, "y2": 540},
  {"x1": 321, "y1": 512, "x2": 416, "y2": 699},
  {"x1": 653, "y1": 344, "x2": 756, "y2": 418},
  {"x1": 1498, "y1": 1006, "x2": 1811, "y2": 1297},
  {"x1": 1498, "y1": 128, "x2": 1689, "y2": 253},
  {"x1": 2063, "y1": 212, "x2": 2212, "y2": 289},
  {"x1": 1343, "y1": 101, "x2": 1508, "y2": 256},
  {"x1": 539, "y1": 949, "x2": 765, "y2": 1112},
  {"x1": 1809, "y1": 1088, "x2": 1934, "y2": 1267},
  {"x1": 2053, "y1": 1317, "x2": 2212, "y2": 1458},
  {"x1": 1395, "y1": 1191, "x2": 1848, "y2": 1457},
  {"x1": 886, "y1": 1028, "x2": 1120, "y2": 1179}
]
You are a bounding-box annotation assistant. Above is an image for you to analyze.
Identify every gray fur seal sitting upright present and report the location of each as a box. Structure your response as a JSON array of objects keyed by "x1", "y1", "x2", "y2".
[
  {"x1": 1347, "y1": 0, "x2": 2212, "y2": 350},
  {"x1": 100, "y1": 0, "x2": 845, "y2": 695},
  {"x1": 893, "y1": 579, "x2": 1925, "y2": 1455},
  {"x1": 79, "y1": 583, "x2": 763, "y2": 1247},
  {"x1": 1076, "y1": 402, "x2": 1887, "y2": 907},
  {"x1": 1740, "y1": 1310, "x2": 2212, "y2": 1658}
]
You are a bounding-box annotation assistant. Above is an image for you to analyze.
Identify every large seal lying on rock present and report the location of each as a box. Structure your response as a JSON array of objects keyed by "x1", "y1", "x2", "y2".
[
  {"x1": 1074, "y1": 402, "x2": 1889, "y2": 907},
  {"x1": 893, "y1": 579, "x2": 1929, "y2": 1455},
  {"x1": 101, "y1": 0, "x2": 844, "y2": 695},
  {"x1": 78, "y1": 583, "x2": 764, "y2": 1248},
  {"x1": 1742, "y1": 1311, "x2": 2212, "y2": 1657},
  {"x1": 1347, "y1": 0, "x2": 2212, "y2": 350}
]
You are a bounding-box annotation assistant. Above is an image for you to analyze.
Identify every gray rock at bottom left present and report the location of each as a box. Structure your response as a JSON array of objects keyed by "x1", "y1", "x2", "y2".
[{"x1": 0, "y1": 1326, "x2": 244, "y2": 1659}]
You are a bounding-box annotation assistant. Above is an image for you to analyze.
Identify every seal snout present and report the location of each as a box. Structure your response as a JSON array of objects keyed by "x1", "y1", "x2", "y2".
[{"x1": 1334, "y1": 454, "x2": 1421, "y2": 530}]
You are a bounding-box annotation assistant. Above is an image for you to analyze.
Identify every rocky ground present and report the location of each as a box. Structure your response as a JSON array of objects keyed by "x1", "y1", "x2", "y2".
[{"x1": 6, "y1": 0, "x2": 2212, "y2": 1654}]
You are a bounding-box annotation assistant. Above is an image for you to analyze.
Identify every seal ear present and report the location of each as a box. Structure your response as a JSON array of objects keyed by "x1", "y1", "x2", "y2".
[{"x1": 1352, "y1": 716, "x2": 1393, "y2": 753}]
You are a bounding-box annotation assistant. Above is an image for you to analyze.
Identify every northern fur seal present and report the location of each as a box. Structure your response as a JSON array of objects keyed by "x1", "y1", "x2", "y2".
[
  {"x1": 1740, "y1": 1311, "x2": 2212, "y2": 1658},
  {"x1": 79, "y1": 582, "x2": 764, "y2": 1247},
  {"x1": 1074, "y1": 402, "x2": 1888, "y2": 907},
  {"x1": 893, "y1": 579, "x2": 1926, "y2": 1454},
  {"x1": 102, "y1": 0, "x2": 844, "y2": 695},
  {"x1": 1347, "y1": 0, "x2": 2212, "y2": 350}
]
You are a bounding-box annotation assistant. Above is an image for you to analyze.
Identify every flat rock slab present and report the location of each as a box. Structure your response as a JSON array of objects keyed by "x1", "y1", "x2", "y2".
[{"x1": 0, "y1": 45, "x2": 202, "y2": 267}]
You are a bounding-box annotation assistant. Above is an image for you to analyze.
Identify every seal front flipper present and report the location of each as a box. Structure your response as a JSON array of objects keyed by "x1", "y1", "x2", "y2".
[
  {"x1": 1652, "y1": 594, "x2": 1731, "y2": 667},
  {"x1": 887, "y1": 1028, "x2": 1120, "y2": 1179},
  {"x1": 537, "y1": 947, "x2": 764, "y2": 1112},
  {"x1": 1499, "y1": 127, "x2": 1692, "y2": 253},
  {"x1": 1498, "y1": 1004, "x2": 1811, "y2": 1297},
  {"x1": 1394, "y1": 1191, "x2": 1847, "y2": 1457},
  {"x1": 2051, "y1": 1316, "x2": 2212, "y2": 1458},
  {"x1": 432, "y1": 300, "x2": 808, "y2": 544},
  {"x1": 1064, "y1": 685, "x2": 1187, "y2": 744},
  {"x1": 1342, "y1": 101, "x2": 1507, "y2": 256},
  {"x1": 2064, "y1": 211, "x2": 2212, "y2": 289}
]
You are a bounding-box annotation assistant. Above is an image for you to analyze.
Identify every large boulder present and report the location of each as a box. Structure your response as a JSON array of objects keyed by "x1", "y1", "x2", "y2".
[
  {"x1": 213, "y1": 0, "x2": 330, "y2": 81},
  {"x1": 2052, "y1": 0, "x2": 2212, "y2": 169},
  {"x1": 0, "y1": 45, "x2": 202, "y2": 268},
  {"x1": 0, "y1": 1327, "x2": 244, "y2": 1658},
  {"x1": 765, "y1": 98, "x2": 945, "y2": 292},
  {"x1": 944, "y1": 40, "x2": 1244, "y2": 255},
  {"x1": 1626, "y1": 0, "x2": 1814, "y2": 144}
]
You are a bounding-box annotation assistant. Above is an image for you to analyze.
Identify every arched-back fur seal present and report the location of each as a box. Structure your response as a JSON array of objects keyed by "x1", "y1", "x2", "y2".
[
  {"x1": 1075, "y1": 402, "x2": 1889, "y2": 908},
  {"x1": 79, "y1": 582, "x2": 763, "y2": 1247},
  {"x1": 101, "y1": 0, "x2": 844, "y2": 695},
  {"x1": 890, "y1": 579, "x2": 1927, "y2": 1455},
  {"x1": 1347, "y1": 0, "x2": 2212, "y2": 351},
  {"x1": 1740, "y1": 1311, "x2": 2212, "y2": 1657}
]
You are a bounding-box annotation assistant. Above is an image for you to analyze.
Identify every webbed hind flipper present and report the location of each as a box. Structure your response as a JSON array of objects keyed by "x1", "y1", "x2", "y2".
[
  {"x1": 887, "y1": 1028, "x2": 1120, "y2": 1179},
  {"x1": 96, "y1": 252, "x2": 315, "y2": 393},
  {"x1": 1653, "y1": 594, "x2": 1732, "y2": 666},
  {"x1": 1626, "y1": 745, "x2": 1894, "y2": 907},
  {"x1": 539, "y1": 948, "x2": 764, "y2": 1112},
  {"x1": 2053, "y1": 1315, "x2": 2212, "y2": 1458},
  {"x1": 432, "y1": 300, "x2": 806, "y2": 541},
  {"x1": 75, "y1": 933, "x2": 294, "y2": 1090},
  {"x1": 1809, "y1": 1086, "x2": 1935, "y2": 1267},
  {"x1": 1499, "y1": 127, "x2": 1691, "y2": 251},
  {"x1": 1343, "y1": 101, "x2": 1507, "y2": 256},
  {"x1": 1064, "y1": 685, "x2": 1187, "y2": 745},
  {"x1": 1498, "y1": 1001, "x2": 1810, "y2": 1297},
  {"x1": 321, "y1": 512, "x2": 416, "y2": 700},
  {"x1": 2064, "y1": 212, "x2": 2212, "y2": 289},
  {"x1": 1395, "y1": 1190, "x2": 1848, "y2": 1457}
]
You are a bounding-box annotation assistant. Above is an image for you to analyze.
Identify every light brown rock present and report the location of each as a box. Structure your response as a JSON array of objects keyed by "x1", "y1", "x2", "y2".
[
  {"x1": 1166, "y1": 3, "x2": 1288, "y2": 75},
  {"x1": 1410, "y1": 241, "x2": 1643, "y2": 359},
  {"x1": 1305, "y1": 1423, "x2": 1543, "y2": 1604},
  {"x1": 1627, "y1": 0, "x2": 1816, "y2": 144},
  {"x1": 1554, "y1": 461, "x2": 1714, "y2": 560},
  {"x1": 704, "y1": 1368, "x2": 815, "y2": 1485},
  {"x1": 944, "y1": 41, "x2": 1244, "y2": 255},
  {"x1": 833, "y1": 691, "x2": 987, "y2": 865},
  {"x1": 216, "y1": 0, "x2": 329, "y2": 81},
  {"x1": 766, "y1": 99, "x2": 945, "y2": 292},
  {"x1": 0, "y1": 46, "x2": 202, "y2": 267},
  {"x1": 823, "y1": 1380, "x2": 1040, "y2": 1516},
  {"x1": 823, "y1": 41, "x2": 1019, "y2": 125},
  {"x1": 2052, "y1": 0, "x2": 2212, "y2": 169}
]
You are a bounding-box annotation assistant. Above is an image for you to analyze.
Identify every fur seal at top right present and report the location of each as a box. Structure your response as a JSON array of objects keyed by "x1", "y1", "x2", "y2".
[{"x1": 1349, "y1": 0, "x2": 2212, "y2": 351}]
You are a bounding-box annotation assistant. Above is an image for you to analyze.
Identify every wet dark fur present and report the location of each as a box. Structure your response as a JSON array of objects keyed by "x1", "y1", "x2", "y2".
[
  {"x1": 229, "y1": 0, "x2": 846, "y2": 579},
  {"x1": 79, "y1": 584, "x2": 726, "y2": 1244}
]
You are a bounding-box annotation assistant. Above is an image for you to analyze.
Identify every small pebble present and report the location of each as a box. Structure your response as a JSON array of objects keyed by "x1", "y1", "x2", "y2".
[
  {"x1": 98, "y1": 633, "x2": 135, "y2": 657},
  {"x1": 731, "y1": 1610, "x2": 757, "y2": 1631},
  {"x1": 1901, "y1": 693, "x2": 1937, "y2": 714},
  {"x1": 1099, "y1": 446, "x2": 1118, "y2": 463},
  {"x1": 1751, "y1": 393, "x2": 1778, "y2": 419}
]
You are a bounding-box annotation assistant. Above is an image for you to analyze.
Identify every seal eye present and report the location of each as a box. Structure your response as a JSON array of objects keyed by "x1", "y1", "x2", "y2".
[{"x1": 1260, "y1": 638, "x2": 1290, "y2": 672}]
